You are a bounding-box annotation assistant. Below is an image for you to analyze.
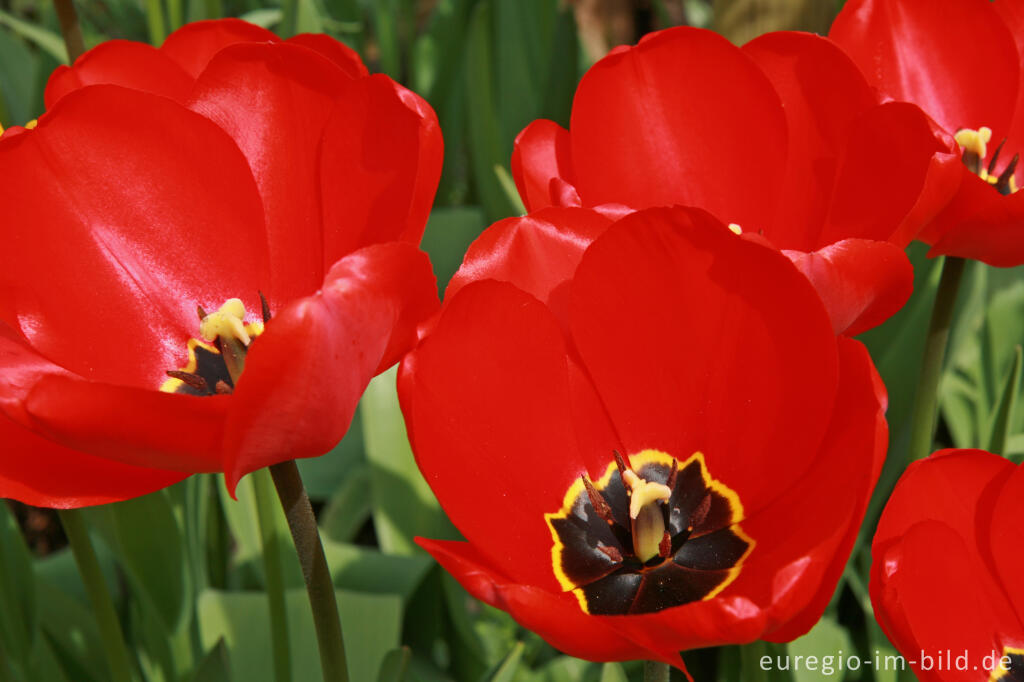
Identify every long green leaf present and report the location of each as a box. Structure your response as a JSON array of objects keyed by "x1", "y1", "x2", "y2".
[
  {"x1": 0, "y1": 503, "x2": 37, "y2": 668},
  {"x1": 0, "y1": 11, "x2": 67, "y2": 63},
  {"x1": 988, "y1": 345, "x2": 1022, "y2": 454}
]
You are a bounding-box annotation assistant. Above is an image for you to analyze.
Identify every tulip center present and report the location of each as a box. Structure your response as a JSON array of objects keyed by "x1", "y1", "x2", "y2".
[
  {"x1": 956, "y1": 126, "x2": 1019, "y2": 195},
  {"x1": 160, "y1": 295, "x2": 270, "y2": 396},
  {"x1": 991, "y1": 647, "x2": 1024, "y2": 682},
  {"x1": 545, "y1": 450, "x2": 754, "y2": 615}
]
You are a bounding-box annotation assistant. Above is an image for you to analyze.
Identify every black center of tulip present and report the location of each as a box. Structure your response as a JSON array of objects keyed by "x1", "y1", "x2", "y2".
[
  {"x1": 993, "y1": 649, "x2": 1024, "y2": 682},
  {"x1": 161, "y1": 292, "x2": 271, "y2": 396},
  {"x1": 545, "y1": 450, "x2": 753, "y2": 615}
]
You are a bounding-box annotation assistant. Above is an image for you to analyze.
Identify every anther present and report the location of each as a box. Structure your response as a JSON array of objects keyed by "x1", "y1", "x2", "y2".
[
  {"x1": 613, "y1": 450, "x2": 629, "y2": 478},
  {"x1": 988, "y1": 138, "x2": 1007, "y2": 176},
  {"x1": 196, "y1": 305, "x2": 207, "y2": 321},
  {"x1": 581, "y1": 475, "x2": 615, "y2": 524},
  {"x1": 597, "y1": 544, "x2": 623, "y2": 563},
  {"x1": 996, "y1": 153, "x2": 1019, "y2": 195},
  {"x1": 658, "y1": 530, "x2": 672, "y2": 558},
  {"x1": 666, "y1": 458, "x2": 679, "y2": 491},
  {"x1": 689, "y1": 491, "x2": 712, "y2": 531},
  {"x1": 165, "y1": 370, "x2": 208, "y2": 392},
  {"x1": 259, "y1": 290, "x2": 272, "y2": 323},
  {"x1": 215, "y1": 380, "x2": 233, "y2": 395}
]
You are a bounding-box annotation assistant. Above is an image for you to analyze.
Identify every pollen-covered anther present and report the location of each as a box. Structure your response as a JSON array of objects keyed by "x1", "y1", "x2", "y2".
[
  {"x1": 955, "y1": 126, "x2": 992, "y2": 170},
  {"x1": 580, "y1": 474, "x2": 615, "y2": 524},
  {"x1": 955, "y1": 126, "x2": 1019, "y2": 194},
  {"x1": 200, "y1": 298, "x2": 251, "y2": 346},
  {"x1": 597, "y1": 543, "x2": 623, "y2": 563},
  {"x1": 727, "y1": 223, "x2": 743, "y2": 235}
]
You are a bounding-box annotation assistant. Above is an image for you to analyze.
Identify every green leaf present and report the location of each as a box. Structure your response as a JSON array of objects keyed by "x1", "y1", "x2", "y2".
[
  {"x1": 197, "y1": 588, "x2": 402, "y2": 682},
  {"x1": 0, "y1": 503, "x2": 37, "y2": 667},
  {"x1": 296, "y1": 404, "x2": 366, "y2": 501},
  {"x1": 377, "y1": 646, "x2": 411, "y2": 682},
  {"x1": 988, "y1": 345, "x2": 1022, "y2": 454},
  {"x1": 319, "y1": 461, "x2": 373, "y2": 543},
  {"x1": 787, "y1": 618, "x2": 852, "y2": 682},
  {"x1": 0, "y1": 27, "x2": 40, "y2": 126},
  {"x1": 238, "y1": 8, "x2": 282, "y2": 28},
  {"x1": 0, "y1": 11, "x2": 67, "y2": 63},
  {"x1": 322, "y1": 540, "x2": 432, "y2": 599},
  {"x1": 190, "y1": 639, "x2": 232, "y2": 682},
  {"x1": 32, "y1": 575, "x2": 105, "y2": 682},
  {"x1": 486, "y1": 641, "x2": 524, "y2": 682},
  {"x1": 361, "y1": 366, "x2": 458, "y2": 556}
]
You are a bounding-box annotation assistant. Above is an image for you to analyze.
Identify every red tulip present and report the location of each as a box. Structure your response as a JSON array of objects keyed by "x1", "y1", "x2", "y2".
[
  {"x1": 511, "y1": 26, "x2": 959, "y2": 336},
  {"x1": 871, "y1": 449, "x2": 1024, "y2": 681},
  {"x1": 0, "y1": 20, "x2": 442, "y2": 507},
  {"x1": 832, "y1": 0, "x2": 1024, "y2": 267},
  {"x1": 400, "y1": 205, "x2": 887, "y2": 669}
]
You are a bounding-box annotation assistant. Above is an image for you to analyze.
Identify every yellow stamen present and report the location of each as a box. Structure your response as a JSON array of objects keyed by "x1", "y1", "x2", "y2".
[
  {"x1": 727, "y1": 223, "x2": 742, "y2": 235},
  {"x1": 200, "y1": 298, "x2": 251, "y2": 345},
  {"x1": 955, "y1": 126, "x2": 992, "y2": 159},
  {"x1": 622, "y1": 469, "x2": 672, "y2": 519}
]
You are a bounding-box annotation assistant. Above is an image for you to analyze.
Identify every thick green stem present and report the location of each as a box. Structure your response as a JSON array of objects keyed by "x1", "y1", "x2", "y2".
[
  {"x1": 907, "y1": 256, "x2": 966, "y2": 464},
  {"x1": 57, "y1": 509, "x2": 134, "y2": 682},
  {"x1": 253, "y1": 469, "x2": 293, "y2": 682},
  {"x1": 52, "y1": 0, "x2": 86, "y2": 62},
  {"x1": 644, "y1": 660, "x2": 670, "y2": 682},
  {"x1": 269, "y1": 460, "x2": 348, "y2": 682}
]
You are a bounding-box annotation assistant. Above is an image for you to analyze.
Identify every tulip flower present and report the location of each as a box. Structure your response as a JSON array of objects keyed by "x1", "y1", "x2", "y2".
[
  {"x1": 832, "y1": 0, "x2": 1024, "y2": 267},
  {"x1": 0, "y1": 20, "x2": 442, "y2": 507},
  {"x1": 511, "y1": 26, "x2": 959, "y2": 336},
  {"x1": 871, "y1": 449, "x2": 1024, "y2": 681},
  {"x1": 400, "y1": 205, "x2": 887, "y2": 669}
]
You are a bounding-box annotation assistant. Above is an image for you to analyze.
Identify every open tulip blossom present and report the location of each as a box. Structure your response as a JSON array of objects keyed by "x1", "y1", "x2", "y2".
[
  {"x1": 511, "y1": 25, "x2": 960, "y2": 336},
  {"x1": 832, "y1": 0, "x2": 1024, "y2": 267},
  {"x1": 399, "y1": 205, "x2": 887, "y2": 670},
  {"x1": 871, "y1": 449, "x2": 1024, "y2": 681},
  {"x1": 0, "y1": 20, "x2": 442, "y2": 506}
]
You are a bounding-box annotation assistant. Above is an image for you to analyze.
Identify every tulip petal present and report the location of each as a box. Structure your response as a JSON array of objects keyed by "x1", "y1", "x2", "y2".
[
  {"x1": 24, "y1": 374, "x2": 229, "y2": 472},
  {"x1": 990, "y1": 464, "x2": 1024, "y2": 629},
  {"x1": 224, "y1": 243, "x2": 438, "y2": 491},
  {"x1": 569, "y1": 26, "x2": 786, "y2": 231},
  {"x1": 0, "y1": 85, "x2": 270, "y2": 390},
  {"x1": 399, "y1": 280, "x2": 590, "y2": 592},
  {"x1": 785, "y1": 238, "x2": 913, "y2": 336},
  {"x1": 44, "y1": 41, "x2": 193, "y2": 108},
  {"x1": 160, "y1": 18, "x2": 279, "y2": 78},
  {"x1": 446, "y1": 207, "x2": 613, "y2": 326},
  {"x1": 285, "y1": 34, "x2": 369, "y2": 79},
  {"x1": 926, "y1": 172, "x2": 1024, "y2": 267},
  {"x1": 0, "y1": 412, "x2": 186, "y2": 508},
  {"x1": 831, "y1": 0, "x2": 1019, "y2": 139},
  {"x1": 569, "y1": 207, "x2": 838, "y2": 514},
  {"x1": 741, "y1": 32, "x2": 874, "y2": 249},
  {"x1": 318, "y1": 74, "x2": 443, "y2": 262},
  {"x1": 187, "y1": 42, "x2": 352, "y2": 302},
  {"x1": 511, "y1": 119, "x2": 578, "y2": 212},
  {"x1": 416, "y1": 538, "x2": 660, "y2": 665}
]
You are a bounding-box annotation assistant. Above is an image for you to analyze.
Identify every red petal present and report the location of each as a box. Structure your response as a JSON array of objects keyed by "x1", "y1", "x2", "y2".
[
  {"x1": 831, "y1": 0, "x2": 1019, "y2": 138},
  {"x1": 741, "y1": 32, "x2": 874, "y2": 249},
  {"x1": 990, "y1": 463, "x2": 1024, "y2": 628},
  {"x1": 569, "y1": 207, "x2": 838, "y2": 514},
  {"x1": 416, "y1": 538, "x2": 660, "y2": 665},
  {"x1": 24, "y1": 374, "x2": 229, "y2": 472},
  {"x1": 0, "y1": 85, "x2": 270, "y2": 389},
  {"x1": 223, "y1": 243, "x2": 438, "y2": 491},
  {"x1": 993, "y1": 0, "x2": 1024, "y2": 146},
  {"x1": 285, "y1": 34, "x2": 368, "y2": 79},
  {"x1": 569, "y1": 27, "x2": 786, "y2": 230},
  {"x1": 445, "y1": 207, "x2": 613, "y2": 327},
  {"x1": 757, "y1": 339, "x2": 887, "y2": 640},
  {"x1": 511, "y1": 119, "x2": 578, "y2": 212},
  {"x1": 398, "y1": 280, "x2": 585, "y2": 592},
  {"x1": 318, "y1": 74, "x2": 443, "y2": 263},
  {"x1": 925, "y1": 172, "x2": 1024, "y2": 267},
  {"x1": 44, "y1": 41, "x2": 193, "y2": 108},
  {"x1": 820, "y1": 102, "x2": 960, "y2": 249},
  {"x1": 160, "y1": 18, "x2": 279, "y2": 79},
  {"x1": 0, "y1": 412, "x2": 186, "y2": 508},
  {"x1": 187, "y1": 42, "x2": 351, "y2": 302},
  {"x1": 785, "y1": 239, "x2": 913, "y2": 336}
]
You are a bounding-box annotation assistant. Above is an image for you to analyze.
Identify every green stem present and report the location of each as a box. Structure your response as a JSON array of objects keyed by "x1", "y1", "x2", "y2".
[
  {"x1": 52, "y1": 0, "x2": 86, "y2": 62},
  {"x1": 144, "y1": 0, "x2": 167, "y2": 45},
  {"x1": 269, "y1": 460, "x2": 348, "y2": 682},
  {"x1": 166, "y1": 0, "x2": 183, "y2": 32},
  {"x1": 57, "y1": 509, "x2": 134, "y2": 682},
  {"x1": 281, "y1": 0, "x2": 299, "y2": 37},
  {"x1": 644, "y1": 660, "x2": 670, "y2": 682},
  {"x1": 253, "y1": 469, "x2": 293, "y2": 682},
  {"x1": 907, "y1": 256, "x2": 966, "y2": 465}
]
